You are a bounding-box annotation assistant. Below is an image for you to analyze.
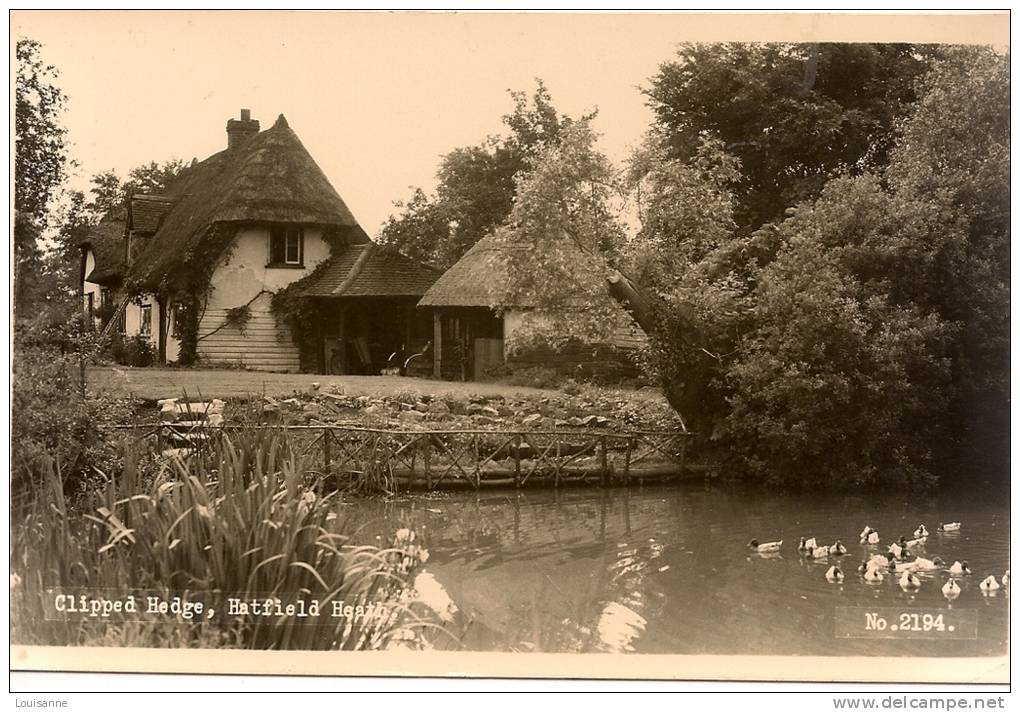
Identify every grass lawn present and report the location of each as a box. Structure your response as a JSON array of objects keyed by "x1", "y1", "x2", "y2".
[{"x1": 86, "y1": 366, "x2": 569, "y2": 401}]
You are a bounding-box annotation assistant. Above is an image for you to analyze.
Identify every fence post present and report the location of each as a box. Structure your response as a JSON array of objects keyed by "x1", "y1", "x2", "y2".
[
  {"x1": 514, "y1": 434, "x2": 522, "y2": 488},
  {"x1": 409, "y1": 434, "x2": 418, "y2": 491},
  {"x1": 322, "y1": 428, "x2": 332, "y2": 479},
  {"x1": 600, "y1": 435, "x2": 608, "y2": 487},
  {"x1": 473, "y1": 433, "x2": 480, "y2": 489},
  {"x1": 679, "y1": 435, "x2": 688, "y2": 477},
  {"x1": 555, "y1": 438, "x2": 561, "y2": 488},
  {"x1": 624, "y1": 436, "x2": 633, "y2": 486},
  {"x1": 424, "y1": 434, "x2": 432, "y2": 490}
]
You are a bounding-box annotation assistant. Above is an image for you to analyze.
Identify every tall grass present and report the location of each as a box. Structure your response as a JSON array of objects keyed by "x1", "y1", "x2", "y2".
[{"x1": 10, "y1": 428, "x2": 445, "y2": 650}]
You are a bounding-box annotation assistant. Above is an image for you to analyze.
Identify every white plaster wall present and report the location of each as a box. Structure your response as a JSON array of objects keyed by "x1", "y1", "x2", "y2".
[
  {"x1": 503, "y1": 310, "x2": 541, "y2": 342},
  {"x1": 203, "y1": 226, "x2": 330, "y2": 311},
  {"x1": 196, "y1": 226, "x2": 331, "y2": 371}
]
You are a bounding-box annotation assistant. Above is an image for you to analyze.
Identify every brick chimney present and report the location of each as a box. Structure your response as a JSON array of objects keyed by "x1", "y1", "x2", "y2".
[{"x1": 226, "y1": 108, "x2": 260, "y2": 150}]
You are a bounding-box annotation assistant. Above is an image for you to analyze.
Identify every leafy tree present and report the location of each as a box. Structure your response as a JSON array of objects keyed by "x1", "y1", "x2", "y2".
[
  {"x1": 380, "y1": 80, "x2": 587, "y2": 267},
  {"x1": 645, "y1": 42, "x2": 933, "y2": 232},
  {"x1": 15, "y1": 38, "x2": 71, "y2": 311},
  {"x1": 502, "y1": 46, "x2": 1007, "y2": 487},
  {"x1": 15, "y1": 39, "x2": 70, "y2": 222},
  {"x1": 497, "y1": 120, "x2": 626, "y2": 351}
]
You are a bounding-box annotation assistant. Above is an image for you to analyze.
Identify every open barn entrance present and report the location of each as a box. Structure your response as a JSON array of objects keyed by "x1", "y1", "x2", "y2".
[{"x1": 321, "y1": 297, "x2": 433, "y2": 375}]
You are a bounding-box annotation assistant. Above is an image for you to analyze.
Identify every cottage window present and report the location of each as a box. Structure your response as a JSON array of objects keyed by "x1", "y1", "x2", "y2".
[
  {"x1": 139, "y1": 304, "x2": 152, "y2": 337},
  {"x1": 269, "y1": 226, "x2": 304, "y2": 266}
]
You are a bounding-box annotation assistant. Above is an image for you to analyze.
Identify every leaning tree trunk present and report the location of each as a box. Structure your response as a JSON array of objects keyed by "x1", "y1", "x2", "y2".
[{"x1": 605, "y1": 270, "x2": 714, "y2": 434}]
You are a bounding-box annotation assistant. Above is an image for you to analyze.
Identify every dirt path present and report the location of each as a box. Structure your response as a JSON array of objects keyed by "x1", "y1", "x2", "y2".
[{"x1": 86, "y1": 367, "x2": 565, "y2": 401}]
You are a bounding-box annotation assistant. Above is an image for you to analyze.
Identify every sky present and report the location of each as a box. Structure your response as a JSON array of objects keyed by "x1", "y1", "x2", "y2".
[{"x1": 12, "y1": 11, "x2": 1008, "y2": 237}]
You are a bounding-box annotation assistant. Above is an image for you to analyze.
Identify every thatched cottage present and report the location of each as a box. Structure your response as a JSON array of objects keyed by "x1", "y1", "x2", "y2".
[
  {"x1": 81, "y1": 110, "x2": 440, "y2": 373},
  {"x1": 82, "y1": 109, "x2": 645, "y2": 380}
]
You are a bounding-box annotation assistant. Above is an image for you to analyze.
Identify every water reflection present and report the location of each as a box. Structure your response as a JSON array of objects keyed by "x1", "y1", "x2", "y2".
[{"x1": 345, "y1": 484, "x2": 1009, "y2": 656}]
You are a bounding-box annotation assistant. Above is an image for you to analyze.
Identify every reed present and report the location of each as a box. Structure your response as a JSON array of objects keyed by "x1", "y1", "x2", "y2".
[{"x1": 10, "y1": 427, "x2": 444, "y2": 650}]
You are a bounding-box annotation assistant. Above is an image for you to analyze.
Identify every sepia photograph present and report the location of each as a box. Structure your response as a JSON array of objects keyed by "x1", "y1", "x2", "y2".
[{"x1": 7, "y1": 9, "x2": 1011, "y2": 693}]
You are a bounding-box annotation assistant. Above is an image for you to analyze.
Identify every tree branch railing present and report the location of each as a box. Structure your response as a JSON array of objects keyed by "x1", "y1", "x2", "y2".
[{"x1": 113, "y1": 424, "x2": 700, "y2": 491}]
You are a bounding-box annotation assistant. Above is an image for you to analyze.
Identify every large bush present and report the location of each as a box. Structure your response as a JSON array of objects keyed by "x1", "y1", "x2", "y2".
[{"x1": 12, "y1": 312, "x2": 133, "y2": 505}]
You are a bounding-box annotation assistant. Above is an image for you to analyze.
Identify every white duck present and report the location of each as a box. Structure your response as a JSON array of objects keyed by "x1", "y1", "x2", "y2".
[
  {"x1": 1003, "y1": 570, "x2": 1010, "y2": 588},
  {"x1": 901, "y1": 535, "x2": 927, "y2": 549},
  {"x1": 938, "y1": 522, "x2": 962, "y2": 533},
  {"x1": 798, "y1": 537, "x2": 818, "y2": 552},
  {"x1": 979, "y1": 575, "x2": 1000, "y2": 593},
  {"x1": 807, "y1": 544, "x2": 831, "y2": 559},
  {"x1": 888, "y1": 542, "x2": 904, "y2": 560},
  {"x1": 868, "y1": 554, "x2": 892, "y2": 569},
  {"x1": 860, "y1": 527, "x2": 880, "y2": 545},
  {"x1": 748, "y1": 538, "x2": 782, "y2": 553},
  {"x1": 831, "y1": 540, "x2": 848, "y2": 556},
  {"x1": 948, "y1": 560, "x2": 972, "y2": 576},
  {"x1": 942, "y1": 578, "x2": 961, "y2": 601},
  {"x1": 825, "y1": 565, "x2": 844, "y2": 583},
  {"x1": 913, "y1": 524, "x2": 929, "y2": 538},
  {"x1": 899, "y1": 571, "x2": 922, "y2": 591},
  {"x1": 864, "y1": 567, "x2": 885, "y2": 584},
  {"x1": 893, "y1": 558, "x2": 919, "y2": 573},
  {"x1": 908, "y1": 556, "x2": 945, "y2": 572}
]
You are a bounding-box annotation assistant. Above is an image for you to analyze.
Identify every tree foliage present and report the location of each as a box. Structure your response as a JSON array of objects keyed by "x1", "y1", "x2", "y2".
[
  {"x1": 15, "y1": 39, "x2": 71, "y2": 312},
  {"x1": 645, "y1": 43, "x2": 933, "y2": 232},
  {"x1": 379, "y1": 80, "x2": 589, "y2": 268},
  {"x1": 637, "y1": 46, "x2": 1009, "y2": 485},
  {"x1": 15, "y1": 39, "x2": 70, "y2": 222},
  {"x1": 496, "y1": 121, "x2": 627, "y2": 351},
  {"x1": 498, "y1": 45, "x2": 1007, "y2": 487}
]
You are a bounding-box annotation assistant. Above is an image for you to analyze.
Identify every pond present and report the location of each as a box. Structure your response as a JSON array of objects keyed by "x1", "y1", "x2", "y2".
[{"x1": 345, "y1": 483, "x2": 1009, "y2": 656}]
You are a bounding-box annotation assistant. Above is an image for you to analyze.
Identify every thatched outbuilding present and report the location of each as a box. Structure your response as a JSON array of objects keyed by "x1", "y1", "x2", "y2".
[{"x1": 417, "y1": 235, "x2": 647, "y2": 382}]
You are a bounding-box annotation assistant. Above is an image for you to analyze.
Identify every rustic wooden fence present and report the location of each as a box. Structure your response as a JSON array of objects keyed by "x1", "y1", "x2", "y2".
[{"x1": 114, "y1": 424, "x2": 698, "y2": 491}]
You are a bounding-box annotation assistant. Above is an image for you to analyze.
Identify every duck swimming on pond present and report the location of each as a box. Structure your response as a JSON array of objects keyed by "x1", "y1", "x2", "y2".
[
  {"x1": 948, "y1": 560, "x2": 972, "y2": 576},
  {"x1": 807, "y1": 544, "x2": 831, "y2": 559},
  {"x1": 825, "y1": 565, "x2": 844, "y2": 583},
  {"x1": 859, "y1": 527, "x2": 880, "y2": 545},
  {"x1": 942, "y1": 578, "x2": 961, "y2": 601},
  {"x1": 899, "y1": 571, "x2": 922, "y2": 591},
  {"x1": 888, "y1": 542, "x2": 904, "y2": 560},
  {"x1": 938, "y1": 522, "x2": 962, "y2": 533},
  {"x1": 864, "y1": 567, "x2": 885, "y2": 584},
  {"x1": 798, "y1": 537, "x2": 818, "y2": 552},
  {"x1": 979, "y1": 575, "x2": 1000, "y2": 593},
  {"x1": 908, "y1": 556, "x2": 945, "y2": 572},
  {"x1": 868, "y1": 554, "x2": 892, "y2": 569},
  {"x1": 831, "y1": 540, "x2": 848, "y2": 556},
  {"x1": 1003, "y1": 570, "x2": 1010, "y2": 588},
  {"x1": 901, "y1": 535, "x2": 926, "y2": 549},
  {"x1": 748, "y1": 539, "x2": 782, "y2": 553},
  {"x1": 914, "y1": 525, "x2": 929, "y2": 538}
]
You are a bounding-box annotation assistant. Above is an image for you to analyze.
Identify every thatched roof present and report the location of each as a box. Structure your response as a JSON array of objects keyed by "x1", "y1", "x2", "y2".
[
  {"x1": 298, "y1": 243, "x2": 441, "y2": 298},
  {"x1": 128, "y1": 114, "x2": 367, "y2": 290},
  {"x1": 417, "y1": 232, "x2": 599, "y2": 309},
  {"x1": 82, "y1": 210, "x2": 127, "y2": 285},
  {"x1": 416, "y1": 234, "x2": 510, "y2": 308}
]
